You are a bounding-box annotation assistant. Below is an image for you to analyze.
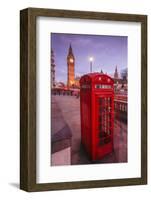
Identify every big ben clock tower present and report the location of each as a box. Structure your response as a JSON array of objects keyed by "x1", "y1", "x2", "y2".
[{"x1": 67, "y1": 44, "x2": 75, "y2": 87}]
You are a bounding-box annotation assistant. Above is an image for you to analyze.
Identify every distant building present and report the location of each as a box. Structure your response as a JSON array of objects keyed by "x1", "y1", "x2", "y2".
[
  {"x1": 51, "y1": 49, "x2": 56, "y2": 88},
  {"x1": 113, "y1": 66, "x2": 127, "y2": 92},
  {"x1": 114, "y1": 65, "x2": 119, "y2": 79},
  {"x1": 55, "y1": 82, "x2": 65, "y2": 88},
  {"x1": 74, "y1": 76, "x2": 80, "y2": 88},
  {"x1": 67, "y1": 44, "x2": 75, "y2": 87}
]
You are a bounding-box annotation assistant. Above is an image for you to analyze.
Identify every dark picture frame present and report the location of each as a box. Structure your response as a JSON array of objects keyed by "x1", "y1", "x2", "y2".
[{"x1": 20, "y1": 7, "x2": 147, "y2": 192}]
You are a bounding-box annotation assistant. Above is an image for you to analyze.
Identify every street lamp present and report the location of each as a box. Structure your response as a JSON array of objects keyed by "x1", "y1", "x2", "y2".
[{"x1": 89, "y1": 57, "x2": 93, "y2": 73}]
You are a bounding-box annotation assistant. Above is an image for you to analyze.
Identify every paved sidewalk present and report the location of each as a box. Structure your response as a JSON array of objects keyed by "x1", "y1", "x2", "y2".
[
  {"x1": 52, "y1": 95, "x2": 127, "y2": 165},
  {"x1": 51, "y1": 96, "x2": 72, "y2": 165}
]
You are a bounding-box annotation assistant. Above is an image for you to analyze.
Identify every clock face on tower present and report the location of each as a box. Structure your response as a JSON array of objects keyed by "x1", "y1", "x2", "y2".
[{"x1": 69, "y1": 58, "x2": 74, "y2": 63}]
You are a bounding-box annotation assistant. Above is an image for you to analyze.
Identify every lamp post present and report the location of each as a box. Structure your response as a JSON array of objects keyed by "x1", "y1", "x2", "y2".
[{"x1": 89, "y1": 57, "x2": 93, "y2": 73}]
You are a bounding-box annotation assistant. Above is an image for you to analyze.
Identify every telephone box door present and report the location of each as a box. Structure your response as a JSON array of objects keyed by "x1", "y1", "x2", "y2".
[{"x1": 95, "y1": 95, "x2": 113, "y2": 160}]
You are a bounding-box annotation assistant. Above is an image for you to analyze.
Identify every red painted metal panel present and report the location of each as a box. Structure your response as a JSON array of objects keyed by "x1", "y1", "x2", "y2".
[{"x1": 80, "y1": 73, "x2": 114, "y2": 161}]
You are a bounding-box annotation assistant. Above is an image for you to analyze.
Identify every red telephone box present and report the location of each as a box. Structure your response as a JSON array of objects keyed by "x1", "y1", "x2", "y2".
[{"x1": 80, "y1": 73, "x2": 114, "y2": 161}]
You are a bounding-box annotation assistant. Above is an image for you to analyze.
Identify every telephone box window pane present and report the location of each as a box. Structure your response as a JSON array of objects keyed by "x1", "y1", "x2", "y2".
[
  {"x1": 104, "y1": 137, "x2": 111, "y2": 144},
  {"x1": 99, "y1": 132, "x2": 105, "y2": 138},
  {"x1": 107, "y1": 130, "x2": 110, "y2": 135},
  {"x1": 100, "y1": 107, "x2": 106, "y2": 113},
  {"x1": 99, "y1": 140, "x2": 105, "y2": 146},
  {"x1": 99, "y1": 98, "x2": 104, "y2": 104}
]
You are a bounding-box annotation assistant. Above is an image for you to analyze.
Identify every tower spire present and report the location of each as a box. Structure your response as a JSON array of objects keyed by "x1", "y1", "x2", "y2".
[
  {"x1": 115, "y1": 65, "x2": 118, "y2": 72},
  {"x1": 68, "y1": 43, "x2": 73, "y2": 55},
  {"x1": 114, "y1": 65, "x2": 119, "y2": 79}
]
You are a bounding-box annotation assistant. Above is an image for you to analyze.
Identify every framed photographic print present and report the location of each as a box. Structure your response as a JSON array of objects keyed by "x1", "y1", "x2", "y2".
[{"x1": 20, "y1": 8, "x2": 147, "y2": 191}]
